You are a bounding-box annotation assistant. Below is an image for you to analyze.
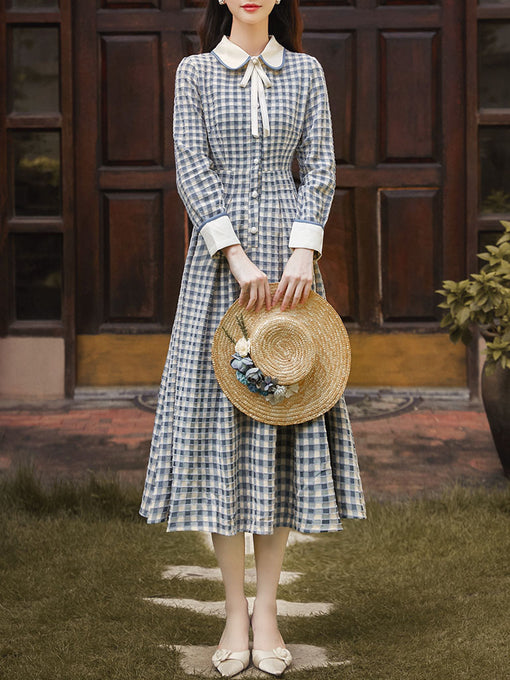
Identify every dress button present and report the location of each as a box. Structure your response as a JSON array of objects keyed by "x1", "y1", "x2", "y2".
[
  {"x1": 253, "y1": 158, "x2": 259, "y2": 165},
  {"x1": 251, "y1": 56, "x2": 259, "y2": 65},
  {"x1": 251, "y1": 190, "x2": 258, "y2": 198},
  {"x1": 250, "y1": 226, "x2": 258, "y2": 234}
]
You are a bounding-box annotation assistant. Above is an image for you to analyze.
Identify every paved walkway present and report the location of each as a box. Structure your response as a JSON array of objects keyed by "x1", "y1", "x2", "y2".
[{"x1": 0, "y1": 390, "x2": 505, "y2": 498}]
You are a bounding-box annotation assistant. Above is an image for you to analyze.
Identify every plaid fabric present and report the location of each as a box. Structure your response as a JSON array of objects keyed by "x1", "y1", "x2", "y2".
[{"x1": 139, "y1": 44, "x2": 367, "y2": 535}]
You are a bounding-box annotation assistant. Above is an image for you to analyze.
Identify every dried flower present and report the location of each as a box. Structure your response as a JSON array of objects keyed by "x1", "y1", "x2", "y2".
[
  {"x1": 235, "y1": 337, "x2": 251, "y2": 356},
  {"x1": 265, "y1": 385, "x2": 288, "y2": 405},
  {"x1": 285, "y1": 383, "x2": 300, "y2": 398}
]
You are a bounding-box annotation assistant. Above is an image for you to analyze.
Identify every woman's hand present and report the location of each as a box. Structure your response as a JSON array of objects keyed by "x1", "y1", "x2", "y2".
[
  {"x1": 222, "y1": 244, "x2": 272, "y2": 311},
  {"x1": 272, "y1": 248, "x2": 314, "y2": 311}
]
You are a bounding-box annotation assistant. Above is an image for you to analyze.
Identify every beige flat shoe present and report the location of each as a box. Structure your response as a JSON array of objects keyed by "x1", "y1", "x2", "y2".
[
  {"x1": 252, "y1": 647, "x2": 292, "y2": 676},
  {"x1": 212, "y1": 648, "x2": 250, "y2": 678}
]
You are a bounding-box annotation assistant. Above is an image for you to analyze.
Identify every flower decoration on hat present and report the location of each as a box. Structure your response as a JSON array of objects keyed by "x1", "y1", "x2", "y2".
[{"x1": 222, "y1": 313, "x2": 300, "y2": 406}]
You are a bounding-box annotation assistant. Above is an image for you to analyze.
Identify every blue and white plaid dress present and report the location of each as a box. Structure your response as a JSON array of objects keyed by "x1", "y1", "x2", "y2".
[{"x1": 139, "y1": 34, "x2": 366, "y2": 535}]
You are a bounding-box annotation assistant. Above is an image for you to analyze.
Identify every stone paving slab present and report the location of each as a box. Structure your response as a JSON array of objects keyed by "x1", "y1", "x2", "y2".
[
  {"x1": 162, "y1": 565, "x2": 303, "y2": 585},
  {"x1": 160, "y1": 644, "x2": 351, "y2": 676},
  {"x1": 144, "y1": 597, "x2": 333, "y2": 617}
]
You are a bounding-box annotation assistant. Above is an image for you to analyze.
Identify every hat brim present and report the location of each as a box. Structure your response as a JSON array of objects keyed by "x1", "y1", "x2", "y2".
[{"x1": 211, "y1": 283, "x2": 351, "y2": 426}]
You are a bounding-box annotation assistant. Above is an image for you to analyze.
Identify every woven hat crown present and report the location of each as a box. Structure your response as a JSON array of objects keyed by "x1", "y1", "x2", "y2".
[{"x1": 250, "y1": 315, "x2": 316, "y2": 385}]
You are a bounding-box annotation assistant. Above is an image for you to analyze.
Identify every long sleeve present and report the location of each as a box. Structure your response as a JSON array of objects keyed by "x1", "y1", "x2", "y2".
[
  {"x1": 173, "y1": 57, "x2": 241, "y2": 258},
  {"x1": 289, "y1": 58, "x2": 336, "y2": 260}
]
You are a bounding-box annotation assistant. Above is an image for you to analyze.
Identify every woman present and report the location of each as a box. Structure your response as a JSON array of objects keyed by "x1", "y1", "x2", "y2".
[{"x1": 139, "y1": 0, "x2": 366, "y2": 676}]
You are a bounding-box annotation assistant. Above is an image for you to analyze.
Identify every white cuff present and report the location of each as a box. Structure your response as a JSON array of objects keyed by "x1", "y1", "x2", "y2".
[
  {"x1": 200, "y1": 214, "x2": 241, "y2": 257},
  {"x1": 288, "y1": 220, "x2": 324, "y2": 259}
]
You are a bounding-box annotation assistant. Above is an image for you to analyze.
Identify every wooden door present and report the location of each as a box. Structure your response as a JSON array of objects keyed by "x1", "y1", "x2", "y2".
[
  {"x1": 0, "y1": 0, "x2": 75, "y2": 398},
  {"x1": 74, "y1": 0, "x2": 468, "y2": 389},
  {"x1": 74, "y1": 0, "x2": 189, "y2": 386},
  {"x1": 304, "y1": 0, "x2": 465, "y2": 322},
  {"x1": 303, "y1": 0, "x2": 467, "y2": 386}
]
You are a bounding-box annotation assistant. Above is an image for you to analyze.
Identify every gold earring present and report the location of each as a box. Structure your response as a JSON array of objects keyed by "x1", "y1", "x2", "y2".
[
  {"x1": 275, "y1": 0, "x2": 281, "y2": 4},
  {"x1": 218, "y1": 0, "x2": 225, "y2": 4}
]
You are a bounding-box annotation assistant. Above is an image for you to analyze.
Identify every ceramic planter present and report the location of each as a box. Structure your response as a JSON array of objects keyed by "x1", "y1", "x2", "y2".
[{"x1": 481, "y1": 361, "x2": 510, "y2": 478}]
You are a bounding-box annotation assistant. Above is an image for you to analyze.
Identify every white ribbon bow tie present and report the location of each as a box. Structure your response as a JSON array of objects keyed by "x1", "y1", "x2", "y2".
[{"x1": 240, "y1": 56, "x2": 272, "y2": 138}]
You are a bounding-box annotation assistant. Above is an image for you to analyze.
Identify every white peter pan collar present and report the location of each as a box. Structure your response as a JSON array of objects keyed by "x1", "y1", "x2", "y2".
[
  {"x1": 212, "y1": 35, "x2": 286, "y2": 138},
  {"x1": 212, "y1": 34, "x2": 285, "y2": 71}
]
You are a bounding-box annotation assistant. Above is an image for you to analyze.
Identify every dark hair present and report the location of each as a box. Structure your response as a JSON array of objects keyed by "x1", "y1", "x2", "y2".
[{"x1": 198, "y1": 0, "x2": 303, "y2": 54}]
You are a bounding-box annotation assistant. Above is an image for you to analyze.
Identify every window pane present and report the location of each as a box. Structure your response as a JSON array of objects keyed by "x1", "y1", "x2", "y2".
[
  {"x1": 9, "y1": 27, "x2": 59, "y2": 114},
  {"x1": 479, "y1": 127, "x2": 510, "y2": 214},
  {"x1": 9, "y1": 1, "x2": 59, "y2": 8},
  {"x1": 13, "y1": 131, "x2": 61, "y2": 216},
  {"x1": 478, "y1": 22, "x2": 510, "y2": 108},
  {"x1": 14, "y1": 233, "x2": 62, "y2": 321}
]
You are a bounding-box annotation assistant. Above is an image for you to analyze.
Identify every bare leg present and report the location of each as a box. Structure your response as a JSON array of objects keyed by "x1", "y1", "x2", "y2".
[
  {"x1": 251, "y1": 527, "x2": 291, "y2": 650},
  {"x1": 211, "y1": 532, "x2": 250, "y2": 652}
]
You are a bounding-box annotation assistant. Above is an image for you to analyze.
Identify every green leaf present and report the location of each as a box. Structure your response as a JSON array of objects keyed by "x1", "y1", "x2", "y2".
[
  {"x1": 457, "y1": 307, "x2": 471, "y2": 326},
  {"x1": 450, "y1": 327, "x2": 462, "y2": 343}
]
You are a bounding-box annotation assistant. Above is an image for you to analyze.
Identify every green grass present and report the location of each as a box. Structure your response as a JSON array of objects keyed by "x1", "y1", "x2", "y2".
[{"x1": 0, "y1": 463, "x2": 509, "y2": 679}]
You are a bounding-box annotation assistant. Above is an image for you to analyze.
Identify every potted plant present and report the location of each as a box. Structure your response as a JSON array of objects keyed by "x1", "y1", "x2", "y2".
[{"x1": 436, "y1": 219, "x2": 510, "y2": 477}]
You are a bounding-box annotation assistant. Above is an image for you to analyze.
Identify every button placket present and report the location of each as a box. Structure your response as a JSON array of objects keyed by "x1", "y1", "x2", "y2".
[{"x1": 247, "y1": 140, "x2": 261, "y2": 249}]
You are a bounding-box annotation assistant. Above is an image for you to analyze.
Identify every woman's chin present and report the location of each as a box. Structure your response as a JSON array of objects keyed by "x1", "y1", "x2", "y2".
[{"x1": 232, "y1": 10, "x2": 272, "y2": 25}]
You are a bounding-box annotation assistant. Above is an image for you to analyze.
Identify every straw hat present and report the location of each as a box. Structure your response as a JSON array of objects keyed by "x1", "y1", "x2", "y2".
[{"x1": 211, "y1": 282, "x2": 351, "y2": 425}]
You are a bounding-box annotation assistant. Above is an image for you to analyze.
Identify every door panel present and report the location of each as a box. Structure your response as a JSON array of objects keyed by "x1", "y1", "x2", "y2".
[
  {"x1": 380, "y1": 31, "x2": 440, "y2": 162},
  {"x1": 101, "y1": 35, "x2": 162, "y2": 166},
  {"x1": 380, "y1": 188, "x2": 440, "y2": 322},
  {"x1": 104, "y1": 191, "x2": 162, "y2": 321}
]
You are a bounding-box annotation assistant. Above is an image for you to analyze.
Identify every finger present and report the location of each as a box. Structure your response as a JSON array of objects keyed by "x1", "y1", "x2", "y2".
[
  {"x1": 301, "y1": 280, "x2": 313, "y2": 305},
  {"x1": 245, "y1": 283, "x2": 258, "y2": 311},
  {"x1": 280, "y1": 280, "x2": 297, "y2": 311},
  {"x1": 264, "y1": 278, "x2": 272, "y2": 310},
  {"x1": 255, "y1": 279, "x2": 266, "y2": 312},
  {"x1": 289, "y1": 281, "x2": 305, "y2": 310},
  {"x1": 272, "y1": 278, "x2": 288, "y2": 308},
  {"x1": 239, "y1": 285, "x2": 249, "y2": 308}
]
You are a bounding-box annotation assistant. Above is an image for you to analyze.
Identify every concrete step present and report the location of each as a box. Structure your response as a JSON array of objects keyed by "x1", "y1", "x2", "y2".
[
  {"x1": 161, "y1": 565, "x2": 304, "y2": 585},
  {"x1": 144, "y1": 596, "x2": 333, "y2": 617},
  {"x1": 159, "y1": 644, "x2": 351, "y2": 676}
]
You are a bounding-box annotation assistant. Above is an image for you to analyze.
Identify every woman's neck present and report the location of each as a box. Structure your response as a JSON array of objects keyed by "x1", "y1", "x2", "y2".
[{"x1": 228, "y1": 19, "x2": 270, "y2": 57}]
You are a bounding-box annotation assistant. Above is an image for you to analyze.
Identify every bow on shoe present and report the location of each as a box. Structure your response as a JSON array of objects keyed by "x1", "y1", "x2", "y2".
[
  {"x1": 272, "y1": 647, "x2": 292, "y2": 664},
  {"x1": 252, "y1": 646, "x2": 293, "y2": 676},
  {"x1": 212, "y1": 647, "x2": 251, "y2": 677},
  {"x1": 212, "y1": 649, "x2": 234, "y2": 663},
  {"x1": 240, "y1": 56, "x2": 272, "y2": 138}
]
